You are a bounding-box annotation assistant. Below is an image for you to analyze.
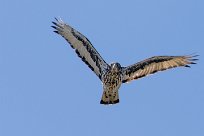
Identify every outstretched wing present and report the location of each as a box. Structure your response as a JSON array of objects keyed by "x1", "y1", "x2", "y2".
[
  {"x1": 52, "y1": 18, "x2": 110, "y2": 80},
  {"x1": 122, "y1": 55, "x2": 198, "y2": 83}
]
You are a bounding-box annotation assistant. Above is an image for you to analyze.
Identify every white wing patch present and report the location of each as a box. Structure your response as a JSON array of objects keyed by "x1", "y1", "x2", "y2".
[{"x1": 52, "y1": 18, "x2": 110, "y2": 80}]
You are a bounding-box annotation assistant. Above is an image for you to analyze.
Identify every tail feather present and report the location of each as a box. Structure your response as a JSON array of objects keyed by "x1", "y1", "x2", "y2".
[{"x1": 100, "y1": 91, "x2": 119, "y2": 105}]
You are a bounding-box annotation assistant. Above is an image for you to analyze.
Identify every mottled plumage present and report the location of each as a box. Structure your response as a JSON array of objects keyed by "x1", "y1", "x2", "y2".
[
  {"x1": 101, "y1": 63, "x2": 122, "y2": 104},
  {"x1": 52, "y1": 18, "x2": 198, "y2": 105}
]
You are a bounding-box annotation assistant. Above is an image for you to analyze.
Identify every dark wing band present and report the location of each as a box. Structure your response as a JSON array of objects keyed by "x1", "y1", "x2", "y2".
[
  {"x1": 122, "y1": 55, "x2": 198, "y2": 83},
  {"x1": 52, "y1": 18, "x2": 110, "y2": 80}
]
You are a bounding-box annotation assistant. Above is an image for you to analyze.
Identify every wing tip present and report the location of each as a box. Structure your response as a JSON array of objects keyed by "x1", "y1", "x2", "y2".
[
  {"x1": 53, "y1": 30, "x2": 59, "y2": 34},
  {"x1": 51, "y1": 25, "x2": 57, "y2": 29},
  {"x1": 52, "y1": 21, "x2": 58, "y2": 26},
  {"x1": 185, "y1": 53, "x2": 199, "y2": 67},
  {"x1": 51, "y1": 17, "x2": 66, "y2": 34},
  {"x1": 185, "y1": 65, "x2": 191, "y2": 68},
  {"x1": 51, "y1": 17, "x2": 65, "y2": 28}
]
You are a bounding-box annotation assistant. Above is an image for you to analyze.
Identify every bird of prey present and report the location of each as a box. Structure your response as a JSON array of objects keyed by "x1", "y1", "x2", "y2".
[{"x1": 52, "y1": 18, "x2": 198, "y2": 105}]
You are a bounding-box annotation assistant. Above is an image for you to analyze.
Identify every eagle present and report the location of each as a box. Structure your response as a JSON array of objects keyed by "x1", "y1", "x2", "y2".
[{"x1": 51, "y1": 18, "x2": 198, "y2": 105}]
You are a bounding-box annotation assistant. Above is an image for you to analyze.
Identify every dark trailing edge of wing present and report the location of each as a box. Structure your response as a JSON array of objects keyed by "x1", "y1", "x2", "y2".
[
  {"x1": 52, "y1": 21, "x2": 100, "y2": 79},
  {"x1": 122, "y1": 55, "x2": 198, "y2": 83},
  {"x1": 51, "y1": 18, "x2": 109, "y2": 80},
  {"x1": 75, "y1": 49, "x2": 96, "y2": 76},
  {"x1": 70, "y1": 29, "x2": 104, "y2": 76}
]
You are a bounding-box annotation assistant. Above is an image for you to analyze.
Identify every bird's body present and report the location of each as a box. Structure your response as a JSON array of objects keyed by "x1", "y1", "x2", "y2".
[
  {"x1": 101, "y1": 63, "x2": 122, "y2": 104},
  {"x1": 52, "y1": 18, "x2": 198, "y2": 105}
]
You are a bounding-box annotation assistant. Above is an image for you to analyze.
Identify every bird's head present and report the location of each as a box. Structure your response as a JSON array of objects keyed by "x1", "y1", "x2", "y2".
[{"x1": 110, "y1": 62, "x2": 122, "y2": 72}]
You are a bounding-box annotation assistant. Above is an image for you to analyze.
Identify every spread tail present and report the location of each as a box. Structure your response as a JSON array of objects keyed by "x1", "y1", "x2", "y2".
[{"x1": 100, "y1": 91, "x2": 119, "y2": 105}]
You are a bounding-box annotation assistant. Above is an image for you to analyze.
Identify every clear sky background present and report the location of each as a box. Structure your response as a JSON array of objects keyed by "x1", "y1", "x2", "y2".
[{"x1": 0, "y1": 0, "x2": 203, "y2": 136}]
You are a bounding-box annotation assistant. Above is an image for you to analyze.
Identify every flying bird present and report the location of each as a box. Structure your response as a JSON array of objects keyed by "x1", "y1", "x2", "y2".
[{"x1": 51, "y1": 18, "x2": 198, "y2": 105}]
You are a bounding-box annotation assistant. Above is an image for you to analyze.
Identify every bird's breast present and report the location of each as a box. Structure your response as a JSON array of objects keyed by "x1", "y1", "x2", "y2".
[{"x1": 102, "y1": 71, "x2": 122, "y2": 91}]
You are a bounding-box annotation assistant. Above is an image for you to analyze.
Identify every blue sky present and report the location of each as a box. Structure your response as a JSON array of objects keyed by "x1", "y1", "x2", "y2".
[{"x1": 0, "y1": 0, "x2": 204, "y2": 136}]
